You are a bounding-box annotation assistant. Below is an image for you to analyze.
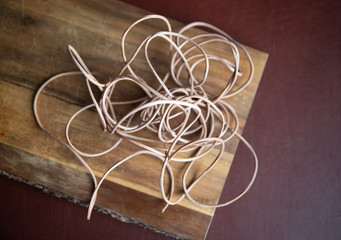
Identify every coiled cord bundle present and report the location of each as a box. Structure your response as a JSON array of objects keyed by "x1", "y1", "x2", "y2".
[{"x1": 33, "y1": 15, "x2": 258, "y2": 219}]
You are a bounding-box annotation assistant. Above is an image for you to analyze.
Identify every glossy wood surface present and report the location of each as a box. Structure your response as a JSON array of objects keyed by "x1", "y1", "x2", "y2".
[{"x1": 0, "y1": 0, "x2": 267, "y2": 239}]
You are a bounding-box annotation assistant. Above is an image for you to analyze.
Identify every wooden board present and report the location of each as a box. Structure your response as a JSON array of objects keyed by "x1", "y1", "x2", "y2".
[{"x1": 0, "y1": 0, "x2": 268, "y2": 239}]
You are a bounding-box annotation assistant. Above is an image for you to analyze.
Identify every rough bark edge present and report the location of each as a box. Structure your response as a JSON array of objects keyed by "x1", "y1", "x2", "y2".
[{"x1": 0, "y1": 169, "x2": 189, "y2": 240}]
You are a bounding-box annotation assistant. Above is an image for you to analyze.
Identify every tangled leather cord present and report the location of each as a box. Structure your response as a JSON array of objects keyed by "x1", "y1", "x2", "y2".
[{"x1": 33, "y1": 15, "x2": 258, "y2": 219}]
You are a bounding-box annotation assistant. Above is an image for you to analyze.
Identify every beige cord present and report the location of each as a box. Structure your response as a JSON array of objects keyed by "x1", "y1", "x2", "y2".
[{"x1": 33, "y1": 14, "x2": 258, "y2": 219}]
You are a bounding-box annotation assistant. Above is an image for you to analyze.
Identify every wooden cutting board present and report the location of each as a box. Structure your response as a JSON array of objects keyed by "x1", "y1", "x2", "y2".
[{"x1": 0, "y1": 0, "x2": 268, "y2": 239}]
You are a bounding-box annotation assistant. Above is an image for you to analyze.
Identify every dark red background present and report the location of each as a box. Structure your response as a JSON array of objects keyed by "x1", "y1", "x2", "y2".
[{"x1": 1, "y1": 0, "x2": 341, "y2": 239}]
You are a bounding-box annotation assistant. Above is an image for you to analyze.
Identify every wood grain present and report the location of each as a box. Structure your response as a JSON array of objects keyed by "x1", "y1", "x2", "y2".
[{"x1": 0, "y1": 0, "x2": 267, "y2": 239}]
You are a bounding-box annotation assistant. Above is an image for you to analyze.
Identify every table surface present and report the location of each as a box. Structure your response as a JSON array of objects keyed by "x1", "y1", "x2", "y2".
[{"x1": 1, "y1": 0, "x2": 340, "y2": 240}]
